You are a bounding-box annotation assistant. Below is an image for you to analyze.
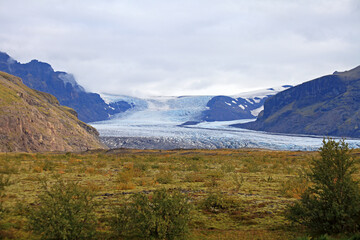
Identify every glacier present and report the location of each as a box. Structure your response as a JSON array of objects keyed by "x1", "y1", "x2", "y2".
[{"x1": 91, "y1": 94, "x2": 360, "y2": 151}]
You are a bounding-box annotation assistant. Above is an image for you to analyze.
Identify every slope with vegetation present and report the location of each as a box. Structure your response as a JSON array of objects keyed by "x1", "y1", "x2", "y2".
[{"x1": 0, "y1": 71, "x2": 105, "y2": 152}]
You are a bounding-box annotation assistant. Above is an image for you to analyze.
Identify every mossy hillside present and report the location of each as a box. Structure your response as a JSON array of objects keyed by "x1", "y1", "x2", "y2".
[{"x1": 2, "y1": 149, "x2": 355, "y2": 239}]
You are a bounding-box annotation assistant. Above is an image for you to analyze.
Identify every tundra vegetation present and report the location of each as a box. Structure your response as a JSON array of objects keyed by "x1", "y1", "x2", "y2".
[{"x1": 0, "y1": 142, "x2": 360, "y2": 239}]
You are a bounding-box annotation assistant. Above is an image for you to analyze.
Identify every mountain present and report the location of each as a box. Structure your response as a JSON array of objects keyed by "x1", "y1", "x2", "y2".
[
  {"x1": 0, "y1": 71, "x2": 105, "y2": 152},
  {"x1": 0, "y1": 52, "x2": 131, "y2": 122},
  {"x1": 201, "y1": 86, "x2": 292, "y2": 121},
  {"x1": 0, "y1": 52, "x2": 290, "y2": 124},
  {"x1": 235, "y1": 65, "x2": 360, "y2": 138},
  {"x1": 98, "y1": 86, "x2": 291, "y2": 125}
]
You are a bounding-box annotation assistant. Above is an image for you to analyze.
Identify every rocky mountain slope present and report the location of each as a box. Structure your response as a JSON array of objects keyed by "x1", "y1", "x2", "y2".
[
  {"x1": 202, "y1": 86, "x2": 291, "y2": 121},
  {"x1": 236, "y1": 65, "x2": 360, "y2": 138},
  {"x1": 0, "y1": 52, "x2": 131, "y2": 122},
  {"x1": 0, "y1": 71, "x2": 105, "y2": 152}
]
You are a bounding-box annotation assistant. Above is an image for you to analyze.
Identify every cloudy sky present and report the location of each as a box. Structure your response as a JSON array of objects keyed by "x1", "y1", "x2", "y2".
[{"x1": 0, "y1": 0, "x2": 359, "y2": 96}]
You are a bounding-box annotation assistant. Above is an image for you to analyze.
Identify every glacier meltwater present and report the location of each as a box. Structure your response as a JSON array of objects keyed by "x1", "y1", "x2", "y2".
[{"x1": 90, "y1": 95, "x2": 360, "y2": 151}]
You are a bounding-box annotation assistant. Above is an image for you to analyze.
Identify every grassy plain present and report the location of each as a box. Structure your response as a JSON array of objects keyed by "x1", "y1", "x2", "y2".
[{"x1": 1, "y1": 148, "x2": 359, "y2": 239}]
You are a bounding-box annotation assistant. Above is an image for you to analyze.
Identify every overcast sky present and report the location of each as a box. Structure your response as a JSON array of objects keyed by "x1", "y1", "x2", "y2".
[{"x1": 0, "y1": 0, "x2": 359, "y2": 96}]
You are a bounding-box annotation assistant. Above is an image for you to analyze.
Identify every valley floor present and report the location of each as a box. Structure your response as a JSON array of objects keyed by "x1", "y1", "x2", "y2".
[
  {"x1": 1, "y1": 149, "x2": 359, "y2": 239},
  {"x1": 91, "y1": 119, "x2": 360, "y2": 151}
]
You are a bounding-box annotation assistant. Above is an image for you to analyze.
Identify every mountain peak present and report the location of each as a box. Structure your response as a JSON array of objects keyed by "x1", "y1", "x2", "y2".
[
  {"x1": 333, "y1": 65, "x2": 360, "y2": 81},
  {"x1": 28, "y1": 59, "x2": 53, "y2": 71},
  {"x1": 0, "y1": 51, "x2": 15, "y2": 63},
  {"x1": 0, "y1": 51, "x2": 9, "y2": 58}
]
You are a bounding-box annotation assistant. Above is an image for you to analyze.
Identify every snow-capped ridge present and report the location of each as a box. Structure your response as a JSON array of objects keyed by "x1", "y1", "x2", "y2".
[{"x1": 231, "y1": 85, "x2": 292, "y2": 99}]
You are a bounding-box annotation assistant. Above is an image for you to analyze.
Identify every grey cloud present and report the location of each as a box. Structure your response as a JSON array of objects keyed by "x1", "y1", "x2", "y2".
[{"x1": 0, "y1": 0, "x2": 359, "y2": 96}]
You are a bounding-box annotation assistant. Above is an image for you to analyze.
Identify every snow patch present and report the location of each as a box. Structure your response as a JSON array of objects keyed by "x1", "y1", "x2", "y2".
[
  {"x1": 232, "y1": 85, "x2": 291, "y2": 99},
  {"x1": 252, "y1": 98, "x2": 261, "y2": 104},
  {"x1": 251, "y1": 106, "x2": 264, "y2": 117}
]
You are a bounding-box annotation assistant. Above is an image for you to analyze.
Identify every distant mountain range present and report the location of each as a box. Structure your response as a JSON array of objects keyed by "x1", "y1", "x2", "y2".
[
  {"x1": 98, "y1": 86, "x2": 291, "y2": 125},
  {"x1": 0, "y1": 51, "x2": 290, "y2": 124},
  {"x1": 0, "y1": 52, "x2": 131, "y2": 122},
  {"x1": 0, "y1": 71, "x2": 105, "y2": 152},
  {"x1": 236, "y1": 65, "x2": 360, "y2": 138},
  {"x1": 1, "y1": 51, "x2": 359, "y2": 142}
]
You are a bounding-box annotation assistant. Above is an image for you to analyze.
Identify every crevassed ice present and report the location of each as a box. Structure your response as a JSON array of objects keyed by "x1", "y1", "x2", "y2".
[{"x1": 90, "y1": 95, "x2": 360, "y2": 150}]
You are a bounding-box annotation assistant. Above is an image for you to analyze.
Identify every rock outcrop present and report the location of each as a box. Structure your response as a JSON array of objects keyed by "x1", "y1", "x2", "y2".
[{"x1": 0, "y1": 71, "x2": 106, "y2": 152}]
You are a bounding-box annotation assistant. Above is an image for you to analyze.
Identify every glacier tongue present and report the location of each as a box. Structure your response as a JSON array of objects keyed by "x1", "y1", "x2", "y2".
[
  {"x1": 91, "y1": 118, "x2": 360, "y2": 151},
  {"x1": 91, "y1": 93, "x2": 360, "y2": 151},
  {"x1": 100, "y1": 95, "x2": 213, "y2": 124}
]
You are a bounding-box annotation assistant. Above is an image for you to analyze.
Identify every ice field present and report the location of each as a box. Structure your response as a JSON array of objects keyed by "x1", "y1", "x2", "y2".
[{"x1": 91, "y1": 95, "x2": 360, "y2": 150}]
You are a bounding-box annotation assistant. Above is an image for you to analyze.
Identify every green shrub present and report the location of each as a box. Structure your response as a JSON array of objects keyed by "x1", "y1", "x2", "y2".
[
  {"x1": 0, "y1": 174, "x2": 11, "y2": 192},
  {"x1": 134, "y1": 162, "x2": 149, "y2": 171},
  {"x1": 232, "y1": 173, "x2": 244, "y2": 191},
  {"x1": 156, "y1": 171, "x2": 174, "y2": 184},
  {"x1": 287, "y1": 138, "x2": 360, "y2": 235},
  {"x1": 221, "y1": 163, "x2": 235, "y2": 173},
  {"x1": 349, "y1": 234, "x2": 360, "y2": 240},
  {"x1": 111, "y1": 188, "x2": 191, "y2": 239},
  {"x1": 295, "y1": 235, "x2": 360, "y2": 240},
  {"x1": 27, "y1": 179, "x2": 97, "y2": 240},
  {"x1": 0, "y1": 174, "x2": 11, "y2": 216},
  {"x1": 201, "y1": 192, "x2": 242, "y2": 213}
]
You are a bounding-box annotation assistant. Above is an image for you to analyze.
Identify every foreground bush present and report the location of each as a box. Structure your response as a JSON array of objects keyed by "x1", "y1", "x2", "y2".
[
  {"x1": 27, "y1": 179, "x2": 97, "y2": 240},
  {"x1": 287, "y1": 138, "x2": 360, "y2": 235},
  {"x1": 111, "y1": 188, "x2": 191, "y2": 240}
]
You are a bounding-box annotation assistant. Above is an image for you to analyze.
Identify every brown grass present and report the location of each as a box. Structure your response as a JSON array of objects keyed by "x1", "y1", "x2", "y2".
[{"x1": 0, "y1": 148, "x2": 358, "y2": 239}]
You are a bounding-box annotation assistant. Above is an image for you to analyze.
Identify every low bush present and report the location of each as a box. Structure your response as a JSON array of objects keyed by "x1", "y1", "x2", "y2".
[
  {"x1": 27, "y1": 179, "x2": 97, "y2": 240},
  {"x1": 111, "y1": 188, "x2": 192, "y2": 239},
  {"x1": 156, "y1": 171, "x2": 174, "y2": 184},
  {"x1": 201, "y1": 192, "x2": 242, "y2": 213}
]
